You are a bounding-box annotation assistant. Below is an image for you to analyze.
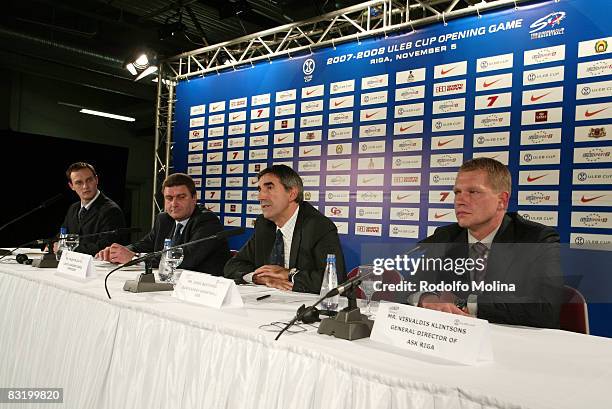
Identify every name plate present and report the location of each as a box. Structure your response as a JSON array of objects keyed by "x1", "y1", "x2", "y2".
[
  {"x1": 371, "y1": 302, "x2": 493, "y2": 365},
  {"x1": 56, "y1": 251, "x2": 95, "y2": 279},
  {"x1": 173, "y1": 270, "x2": 243, "y2": 308}
]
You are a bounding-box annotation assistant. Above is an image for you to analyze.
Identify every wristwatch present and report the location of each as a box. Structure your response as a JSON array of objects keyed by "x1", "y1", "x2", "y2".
[
  {"x1": 455, "y1": 298, "x2": 467, "y2": 310},
  {"x1": 288, "y1": 268, "x2": 299, "y2": 282}
]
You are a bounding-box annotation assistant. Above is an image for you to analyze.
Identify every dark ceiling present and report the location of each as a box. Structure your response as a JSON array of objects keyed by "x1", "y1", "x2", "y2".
[
  {"x1": 1, "y1": 0, "x2": 487, "y2": 137},
  {"x1": 0, "y1": 0, "x2": 370, "y2": 137}
]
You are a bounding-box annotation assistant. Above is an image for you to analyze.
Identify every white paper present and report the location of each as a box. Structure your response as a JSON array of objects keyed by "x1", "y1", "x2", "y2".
[
  {"x1": 173, "y1": 270, "x2": 243, "y2": 308},
  {"x1": 56, "y1": 251, "x2": 95, "y2": 279},
  {"x1": 371, "y1": 302, "x2": 493, "y2": 365}
]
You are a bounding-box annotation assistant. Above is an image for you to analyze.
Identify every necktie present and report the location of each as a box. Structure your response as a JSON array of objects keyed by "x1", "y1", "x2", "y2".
[
  {"x1": 78, "y1": 207, "x2": 87, "y2": 222},
  {"x1": 172, "y1": 223, "x2": 184, "y2": 245},
  {"x1": 269, "y1": 229, "x2": 285, "y2": 267},
  {"x1": 471, "y1": 241, "x2": 489, "y2": 284}
]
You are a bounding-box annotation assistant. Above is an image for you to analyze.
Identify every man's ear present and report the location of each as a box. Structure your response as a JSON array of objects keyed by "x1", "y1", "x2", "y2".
[
  {"x1": 498, "y1": 191, "x2": 510, "y2": 210},
  {"x1": 289, "y1": 187, "x2": 298, "y2": 202},
  {"x1": 68, "y1": 182, "x2": 75, "y2": 192}
]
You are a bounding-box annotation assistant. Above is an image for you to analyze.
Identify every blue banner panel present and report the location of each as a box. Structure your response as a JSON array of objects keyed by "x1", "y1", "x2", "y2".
[{"x1": 173, "y1": 0, "x2": 612, "y2": 333}]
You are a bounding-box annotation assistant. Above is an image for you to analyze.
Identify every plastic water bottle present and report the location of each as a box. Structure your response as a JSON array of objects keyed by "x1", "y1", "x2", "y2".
[
  {"x1": 55, "y1": 227, "x2": 67, "y2": 261},
  {"x1": 319, "y1": 254, "x2": 339, "y2": 312},
  {"x1": 158, "y1": 238, "x2": 172, "y2": 282}
]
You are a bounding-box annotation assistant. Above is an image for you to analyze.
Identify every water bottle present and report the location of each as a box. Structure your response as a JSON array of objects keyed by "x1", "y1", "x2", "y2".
[
  {"x1": 158, "y1": 238, "x2": 172, "y2": 282},
  {"x1": 319, "y1": 254, "x2": 339, "y2": 312},
  {"x1": 55, "y1": 227, "x2": 67, "y2": 261}
]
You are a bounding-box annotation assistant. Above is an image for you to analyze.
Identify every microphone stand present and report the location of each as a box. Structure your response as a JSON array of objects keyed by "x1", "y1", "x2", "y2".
[
  {"x1": 104, "y1": 228, "x2": 245, "y2": 299},
  {"x1": 275, "y1": 269, "x2": 376, "y2": 341},
  {"x1": 317, "y1": 282, "x2": 374, "y2": 341}
]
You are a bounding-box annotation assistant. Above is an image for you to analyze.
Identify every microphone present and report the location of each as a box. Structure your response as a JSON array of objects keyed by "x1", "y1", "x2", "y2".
[
  {"x1": 277, "y1": 231, "x2": 452, "y2": 341},
  {"x1": 0, "y1": 227, "x2": 142, "y2": 265},
  {"x1": 77, "y1": 227, "x2": 142, "y2": 240},
  {"x1": 104, "y1": 227, "x2": 246, "y2": 298},
  {"x1": 327, "y1": 232, "x2": 451, "y2": 298},
  {"x1": 0, "y1": 193, "x2": 64, "y2": 234},
  {"x1": 0, "y1": 194, "x2": 65, "y2": 255}
]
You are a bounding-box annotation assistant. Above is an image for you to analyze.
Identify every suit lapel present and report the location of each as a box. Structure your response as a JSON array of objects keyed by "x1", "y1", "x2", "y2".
[
  {"x1": 448, "y1": 230, "x2": 470, "y2": 285},
  {"x1": 289, "y1": 206, "x2": 305, "y2": 268},
  {"x1": 487, "y1": 214, "x2": 515, "y2": 281}
]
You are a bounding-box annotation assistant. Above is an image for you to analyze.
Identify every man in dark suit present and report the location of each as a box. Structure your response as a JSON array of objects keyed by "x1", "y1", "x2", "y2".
[
  {"x1": 96, "y1": 173, "x2": 230, "y2": 275},
  {"x1": 62, "y1": 162, "x2": 126, "y2": 255},
  {"x1": 413, "y1": 158, "x2": 563, "y2": 328},
  {"x1": 224, "y1": 165, "x2": 346, "y2": 293}
]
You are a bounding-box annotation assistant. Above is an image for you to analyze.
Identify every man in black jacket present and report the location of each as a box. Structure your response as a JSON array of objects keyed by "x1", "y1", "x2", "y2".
[
  {"x1": 224, "y1": 165, "x2": 346, "y2": 293},
  {"x1": 96, "y1": 173, "x2": 230, "y2": 275},
  {"x1": 412, "y1": 158, "x2": 563, "y2": 328},
  {"x1": 62, "y1": 162, "x2": 126, "y2": 255}
]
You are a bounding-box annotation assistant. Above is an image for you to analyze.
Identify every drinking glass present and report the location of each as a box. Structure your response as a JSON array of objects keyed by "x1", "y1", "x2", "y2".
[
  {"x1": 165, "y1": 247, "x2": 184, "y2": 285},
  {"x1": 64, "y1": 234, "x2": 79, "y2": 252},
  {"x1": 358, "y1": 265, "x2": 378, "y2": 317}
]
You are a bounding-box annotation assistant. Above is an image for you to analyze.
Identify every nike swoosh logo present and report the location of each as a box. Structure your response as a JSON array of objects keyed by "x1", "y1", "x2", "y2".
[
  {"x1": 527, "y1": 174, "x2": 548, "y2": 182},
  {"x1": 332, "y1": 163, "x2": 345, "y2": 169},
  {"x1": 232, "y1": 114, "x2": 241, "y2": 120},
  {"x1": 226, "y1": 219, "x2": 236, "y2": 224},
  {"x1": 397, "y1": 194, "x2": 411, "y2": 200},
  {"x1": 361, "y1": 178, "x2": 375, "y2": 183},
  {"x1": 334, "y1": 100, "x2": 346, "y2": 107},
  {"x1": 254, "y1": 124, "x2": 264, "y2": 130},
  {"x1": 306, "y1": 89, "x2": 317, "y2": 95},
  {"x1": 229, "y1": 166, "x2": 240, "y2": 172},
  {"x1": 581, "y1": 195, "x2": 606, "y2": 203},
  {"x1": 530, "y1": 92, "x2": 551, "y2": 102},
  {"x1": 250, "y1": 179, "x2": 258, "y2": 185},
  {"x1": 209, "y1": 155, "x2": 219, "y2": 160},
  {"x1": 277, "y1": 135, "x2": 290, "y2": 142},
  {"x1": 483, "y1": 79, "x2": 501, "y2": 88},
  {"x1": 585, "y1": 107, "x2": 610, "y2": 118},
  {"x1": 437, "y1": 139, "x2": 454, "y2": 147},
  {"x1": 434, "y1": 212, "x2": 451, "y2": 219},
  {"x1": 211, "y1": 104, "x2": 221, "y2": 110},
  {"x1": 303, "y1": 149, "x2": 315, "y2": 154},
  {"x1": 399, "y1": 124, "x2": 416, "y2": 132},
  {"x1": 441, "y1": 66, "x2": 457, "y2": 75},
  {"x1": 365, "y1": 111, "x2": 379, "y2": 119}
]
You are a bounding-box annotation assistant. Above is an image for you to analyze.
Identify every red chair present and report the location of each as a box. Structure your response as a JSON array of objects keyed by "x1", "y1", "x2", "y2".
[
  {"x1": 560, "y1": 285, "x2": 589, "y2": 334},
  {"x1": 346, "y1": 265, "x2": 403, "y2": 302}
]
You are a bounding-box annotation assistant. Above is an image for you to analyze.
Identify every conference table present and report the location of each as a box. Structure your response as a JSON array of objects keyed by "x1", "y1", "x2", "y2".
[{"x1": 0, "y1": 256, "x2": 610, "y2": 409}]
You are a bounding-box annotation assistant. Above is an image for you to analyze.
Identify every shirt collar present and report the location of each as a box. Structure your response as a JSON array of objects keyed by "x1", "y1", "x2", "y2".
[
  {"x1": 467, "y1": 225, "x2": 500, "y2": 249},
  {"x1": 82, "y1": 190, "x2": 101, "y2": 210},
  {"x1": 176, "y1": 217, "x2": 190, "y2": 229},
  {"x1": 277, "y1": 205, "x2": 299, "y2": 240}
]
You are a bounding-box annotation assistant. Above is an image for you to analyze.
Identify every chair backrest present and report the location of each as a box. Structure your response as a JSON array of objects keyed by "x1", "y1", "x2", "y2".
[
  {"x1": 560, "y1": 285, "x2": 589, "y2": 334},
  {"x1": 346, "y1": 266, "x2": 403, "y2": 302}
]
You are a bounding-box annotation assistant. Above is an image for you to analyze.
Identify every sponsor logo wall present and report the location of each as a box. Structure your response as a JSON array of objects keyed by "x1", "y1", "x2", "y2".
[{"x1": 174, "y1": 0, "x2": 612, "y2": 265}]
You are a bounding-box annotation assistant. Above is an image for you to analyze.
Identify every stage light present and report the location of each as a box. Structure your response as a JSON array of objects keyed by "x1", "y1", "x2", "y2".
[{"x1": 125, "y1": 50, "x2": 158, "y2": 81}]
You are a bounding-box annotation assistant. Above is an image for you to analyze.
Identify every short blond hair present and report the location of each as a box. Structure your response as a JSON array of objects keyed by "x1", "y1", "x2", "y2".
[{"x1": 459, "y1": 158, "x2": 511, "y2": 195}]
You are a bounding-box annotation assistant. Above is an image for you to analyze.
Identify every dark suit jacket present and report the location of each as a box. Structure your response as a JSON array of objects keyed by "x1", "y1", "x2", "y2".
[
  {"x1": 224, "y1": 202, "x2": 346, "y2": 293},
  {"x1": 418, "y1": 212, "x2": 563, "y2": 329},
  {"x1": 128, "y1": 205, "x2": 230, "y2": 276},
  {"x1": 62, "y1": 191, "x2": 126, "y2": 255}
]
